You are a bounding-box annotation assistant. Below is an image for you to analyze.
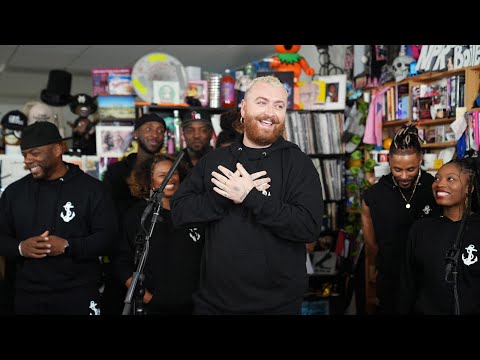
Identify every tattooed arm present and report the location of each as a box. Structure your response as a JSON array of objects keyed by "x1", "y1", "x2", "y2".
[{"x1": 211, "y1": 163, "x2": 270, "y2": 204}]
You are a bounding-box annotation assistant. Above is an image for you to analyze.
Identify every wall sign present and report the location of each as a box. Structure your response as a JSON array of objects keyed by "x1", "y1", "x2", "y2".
[{"x1": 416, "y1": 45, "x2": 480, "y2": 73}]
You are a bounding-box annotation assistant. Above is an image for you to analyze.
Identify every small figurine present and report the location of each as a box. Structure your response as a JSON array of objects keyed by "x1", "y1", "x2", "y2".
[
  {"x1": 69, "y1": 94, "x2": 98, "y2": 155},
  {"x1": 185, "y1": 84, "x2": 202, "y2": 107},
  {"x1": 270, "y1": 45, "x2": 315, "y2": 109}
]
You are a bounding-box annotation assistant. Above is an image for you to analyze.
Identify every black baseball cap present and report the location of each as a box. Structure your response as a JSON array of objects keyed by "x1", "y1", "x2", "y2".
[
  {"x1": 181, "y1": 111, "x2": 212, "y2": 128},
  {"x1": 21, "y1": 121, "x2": 72, "y2": 151},
  {"x1": 135, "y1": 113, "x2": 166, "y2": 130}
]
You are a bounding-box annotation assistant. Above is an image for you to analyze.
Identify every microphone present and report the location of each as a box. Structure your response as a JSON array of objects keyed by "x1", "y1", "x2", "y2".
[{"x1": 151, "y1": 151, "x2": 185, "y2": 197}]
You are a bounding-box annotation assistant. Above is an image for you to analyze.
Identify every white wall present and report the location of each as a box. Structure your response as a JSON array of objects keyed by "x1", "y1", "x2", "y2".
[{"x1": 299, "y1": 45, "x2": 350, "y2": 81}]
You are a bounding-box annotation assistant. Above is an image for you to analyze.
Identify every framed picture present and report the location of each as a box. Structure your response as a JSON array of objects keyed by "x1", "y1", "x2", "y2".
[
  {"x1": 299, "y1": 80, "x2": 326, "y2": 110},
  {"x1": 153, "y1": 80, "x2": 181, "y2": 104},
  {"x1": 97, "y1": 95, "x2": 136, "y2": 121},
  {"x1": 188, "y1": 80, "x2": 209, "y2": 107},
  {"x1": 96, "y1": 125, "x2": 134, "y2": 158},
  {"x1": 311, "y1": 74, "x2": 347, "y2": 110}
]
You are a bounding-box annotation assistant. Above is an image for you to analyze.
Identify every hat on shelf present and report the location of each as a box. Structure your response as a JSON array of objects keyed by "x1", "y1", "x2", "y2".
[
  {"x1": 181, "y1": 110, "x2": 212, "y2": 128},
  {"x1": 134, "y1": 112, "x2": 166, "y2": 130},
  {"x1": 70, "y1": 93, "x2": 98, "y2": 116},
  {"x1": 21, "y1": 121, "x2": 72, "y2": 151},
  {"x1": 40, "y1": 69, "x2": 73, "y2": 107},
  {"x1": 1, "y1": 110, "x2": 28, "y2": 130},
  {"x1": 27, "y1": 102, "x2": 55, "y2": 125}
]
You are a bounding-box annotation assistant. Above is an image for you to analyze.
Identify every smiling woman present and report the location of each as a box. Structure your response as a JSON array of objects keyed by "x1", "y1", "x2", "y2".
[
  {"x1": 398, "y1": 157, "x2": 480, "y2": 315},
  {"x1": 113, "y1": 153, "x2": 204, "y2": 315}
]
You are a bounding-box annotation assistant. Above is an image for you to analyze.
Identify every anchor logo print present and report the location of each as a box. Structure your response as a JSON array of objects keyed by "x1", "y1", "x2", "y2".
[
  {"x1": 60, "y1": 201, "x2": 76, "y2": 223},
  {"x1": 462, "y1": 244, "x2": 478, "y2": 266}
]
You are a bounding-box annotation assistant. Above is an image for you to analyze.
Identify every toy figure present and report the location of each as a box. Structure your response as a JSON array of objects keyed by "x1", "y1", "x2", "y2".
[
  {"x1": 1, "y1": 110, "x2": 27, "y2": 155},
  {"x1": 270, "y1": 45, "x2": 315, "y2": 109},
  {"x1": 185, "y1": 84, "x2": 202, "y2": 107},
  {"x1": 69, "y1": 93, "x2": 98, "y2": 155}
]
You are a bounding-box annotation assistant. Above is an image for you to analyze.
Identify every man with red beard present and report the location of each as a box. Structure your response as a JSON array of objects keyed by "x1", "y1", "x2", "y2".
[
  {"x1": 171, "y1": 76, "x2": 324, "y2": 315},
  {"x1": 102, "y1": 112, "x2": 166, "y2": 314}
]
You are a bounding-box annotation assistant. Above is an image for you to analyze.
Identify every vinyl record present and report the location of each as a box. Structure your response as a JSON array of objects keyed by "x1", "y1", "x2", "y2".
[{"x1": 131, "y1": 52, "x2": 188, "y2": 103}]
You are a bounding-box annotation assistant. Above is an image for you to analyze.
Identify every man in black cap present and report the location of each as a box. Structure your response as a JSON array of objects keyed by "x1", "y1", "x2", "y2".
[
  {"x1": 0, "y1": 121, "x2": 118, "y2": 314},
  {"x1": 101, "y1": 112, "x2": 166, "y2": 314},
  {"x1": 181, "y1": 110, "x2": 214, "y2": 173},
  {"x1": 103, "y1": 112, "x2": 167, "y2": 225}
]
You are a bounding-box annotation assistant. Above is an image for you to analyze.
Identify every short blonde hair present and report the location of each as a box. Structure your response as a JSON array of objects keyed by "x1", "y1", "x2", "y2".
[{"x1": 244, "y1": 75, "x2": 288, "y2": 100}]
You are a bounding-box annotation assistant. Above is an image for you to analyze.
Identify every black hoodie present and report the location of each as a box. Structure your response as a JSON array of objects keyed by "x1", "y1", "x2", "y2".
[
  {"x1": 170, "y1": 135, "x2": 324, "y2": 313},
  {"x1": 399, "y1": 214, "x2": 480, "y2": 314},
  {"x1": 0, "y1": 163, "x2": 118, "y2": 292},
  {"x1": 103, "y1": 153, "x2": 138, "y2": 221}
]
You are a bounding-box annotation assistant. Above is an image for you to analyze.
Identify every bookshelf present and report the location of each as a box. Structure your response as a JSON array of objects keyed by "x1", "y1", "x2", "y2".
[
  {"x1": 379, "y1": 66, "x2": 480, "y2": 150},
  {"x1": 363, "y1": 65, "x2": 480, "y2": 314},
  {"x1": 284, "y1": 109, "x2": 349, "y2": 314}
]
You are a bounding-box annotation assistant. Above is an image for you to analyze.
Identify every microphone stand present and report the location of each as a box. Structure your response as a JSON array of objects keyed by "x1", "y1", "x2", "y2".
[{"x1": 122, "y1": 151, "x2": 185, "y2": 315}]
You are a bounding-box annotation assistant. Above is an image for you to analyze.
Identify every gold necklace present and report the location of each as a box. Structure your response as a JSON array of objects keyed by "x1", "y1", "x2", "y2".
[{"x1": 392, "y1": 170, "x2": 421, "y2": 209}]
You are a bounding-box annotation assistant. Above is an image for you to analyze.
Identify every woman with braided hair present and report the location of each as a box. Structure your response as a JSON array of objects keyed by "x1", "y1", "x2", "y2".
[
  {"x1": 362, "y1": 124, "x2": 439, "y2": 314},
  {"x1": 398, "y1": 156, "x2": 480, "y2": 314}
]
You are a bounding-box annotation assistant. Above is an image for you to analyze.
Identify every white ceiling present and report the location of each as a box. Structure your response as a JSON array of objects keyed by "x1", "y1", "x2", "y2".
[{"x1": 0, "y1": 45, "x2": 275, "y2": 104}]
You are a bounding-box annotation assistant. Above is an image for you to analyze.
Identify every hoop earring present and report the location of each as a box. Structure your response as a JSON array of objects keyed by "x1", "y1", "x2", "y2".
[{"x1": 240, "y1": 117, "x2": 244, "y2": 124}]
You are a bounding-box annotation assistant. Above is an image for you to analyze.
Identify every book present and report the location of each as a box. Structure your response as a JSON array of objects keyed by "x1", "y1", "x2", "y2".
[
  {"x1": 396, "y1": 84, "x2": 409, "y2": 120},
  {"x1": 108, "y1": 74, "x2": 134, "y2": 95},
  {"x1": 418, "y1": 97, "x2": 433, "y2": 119},
  {"x1": 92, "y1": 68, "x2": 132, "y2": 96}
]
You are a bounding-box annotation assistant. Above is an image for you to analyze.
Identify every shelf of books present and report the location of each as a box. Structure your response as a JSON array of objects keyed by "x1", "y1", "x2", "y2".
[
  {"x1": 284, "y1": 110, "x2": 345, "y2": 234},
  {"x1": 377, "y1": 66, "x2": 480, "y2": 151}
]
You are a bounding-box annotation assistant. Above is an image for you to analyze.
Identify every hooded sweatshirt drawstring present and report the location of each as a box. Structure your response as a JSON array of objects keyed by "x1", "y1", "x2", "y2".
[{"x1": 51, "y1": 176, "x2": 65, "y2": 233}]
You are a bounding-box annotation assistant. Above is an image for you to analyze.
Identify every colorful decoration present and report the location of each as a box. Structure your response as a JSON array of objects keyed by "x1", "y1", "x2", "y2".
[{"x1": 270, "y1": 45, "x2": 315, "y2": 109}]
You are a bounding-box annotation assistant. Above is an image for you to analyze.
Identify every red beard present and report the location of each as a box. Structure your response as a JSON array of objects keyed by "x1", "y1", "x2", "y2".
[{"x1": 244, "y1": 114, "x2": 285, "y2": 146}]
